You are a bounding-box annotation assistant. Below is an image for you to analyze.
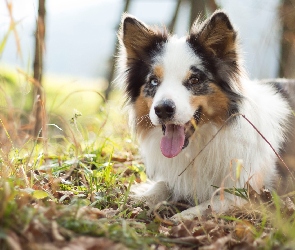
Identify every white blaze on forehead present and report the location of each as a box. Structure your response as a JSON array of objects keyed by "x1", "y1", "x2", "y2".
[
  {"x1": 156, "y1": 36, "x2": 203, "y2": 80},
  {"x1": 150, "y1": 36, "x2": 203, "y2": 126}
]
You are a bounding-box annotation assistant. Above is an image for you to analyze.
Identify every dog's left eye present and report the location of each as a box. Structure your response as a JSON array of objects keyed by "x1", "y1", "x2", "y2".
[
  {"x1": 188, "y1": 77, "x2": 199, "y2": 85},
  {"x1": 150, "y1": 78, "x2": 159, "y2": 86}
]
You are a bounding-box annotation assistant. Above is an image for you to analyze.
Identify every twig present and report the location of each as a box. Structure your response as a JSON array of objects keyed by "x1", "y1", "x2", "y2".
[
  {"x1": 240, "y1": 114, "x2": 295, "y2": 181},
  {"x1": 178, "y1": 113, "x2": 294, "y2": 181},
  {"x1": 178, "y1": 113, "x2": 240, "y2": 176},
  {"x1": 153, "y1": 201, "x2": 175, "y2": 226}
]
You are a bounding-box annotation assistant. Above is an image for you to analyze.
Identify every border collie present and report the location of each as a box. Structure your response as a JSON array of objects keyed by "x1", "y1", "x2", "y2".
[{"x1": 116, "y1": 10, "x2": 291, "y2": 221}]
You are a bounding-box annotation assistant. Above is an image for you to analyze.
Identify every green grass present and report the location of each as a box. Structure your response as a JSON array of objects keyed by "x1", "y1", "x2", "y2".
[
  {"x1": 0, "y1": 67, "x2": 295, "y2": 249},
  {"x1": 0, "y1": 67, "x2": 161, "y2": 249}
]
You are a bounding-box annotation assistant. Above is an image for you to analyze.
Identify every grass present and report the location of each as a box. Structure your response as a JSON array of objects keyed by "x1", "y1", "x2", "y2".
[
  {"x1": 0, "y1": 68, "x2": 295, "y2": 249},
  {"x1": 2, "y1": 2, "x2": 294, "y2": 248},
  {"x1": 0, "y1": 67, "x2": 158, "y2": 249}
]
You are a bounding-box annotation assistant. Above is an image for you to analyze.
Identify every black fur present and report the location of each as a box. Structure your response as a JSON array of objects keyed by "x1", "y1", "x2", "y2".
[
  {"x1": 122, "y1": 17, "x2": 168, "y2": 103},
  {"x1": 182, "y1": 107, "x2": 203, "y2": 149},
  {"x1": 183, "y1": 67, "x2": 213, "y2": 96},
  {"x1": 187, "y1": 33, "x2": 242, "y2": 117},
  {"x1": 143, "y1": 77, "x2": 159, "y2": 97}
]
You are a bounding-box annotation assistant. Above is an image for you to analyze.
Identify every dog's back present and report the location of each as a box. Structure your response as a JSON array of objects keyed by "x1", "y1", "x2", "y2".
[{"x1": 263, "y1": 79, "x2": 295, "y2": 191}]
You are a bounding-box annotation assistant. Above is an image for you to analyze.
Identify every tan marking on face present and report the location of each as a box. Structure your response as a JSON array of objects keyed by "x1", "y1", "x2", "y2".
[
  {"x1": 134, "y1": 86, "x2": 154, "y2": 139},
  {"x1": 153, "y1": 65, "x2": 164, "y2": 80},
  {"x1": 190, "y1": 83, "x2": 229, "y2": 125},
  {"x1": 184, "y1": 70, "x2": 192, "y2": 82}
]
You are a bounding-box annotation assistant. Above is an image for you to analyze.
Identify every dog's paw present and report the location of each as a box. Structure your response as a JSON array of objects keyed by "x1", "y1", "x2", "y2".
[
  {"x1": 170, "y1": 209, "x2": 199, "y2": 223},
  {"x1": 170, "y1": 204, "x2": 210, "y2": 223},
  {"x1": 129, "y1": 181, "x2": 171, "y2": 208},
  {"x1": 129, "y1": 192, "x2": 165, "y2": 208},
  {"x1": 129, "y1": 193, "x2": 149, "y2": 205},
  {"x1": 171, "y1": 197, "x2": 236, "y2": 223}
]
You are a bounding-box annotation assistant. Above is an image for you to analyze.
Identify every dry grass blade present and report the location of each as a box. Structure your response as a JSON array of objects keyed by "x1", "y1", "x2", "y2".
[
  {"x1": 52, "y1": 89, "x2": 106, "y2": 110},
  {"x1": 5, "y1": 0, "x2": 23, "y2": 60},
  {"x1": 17, "y1": 68, "x2": 42, "y2": 88}
]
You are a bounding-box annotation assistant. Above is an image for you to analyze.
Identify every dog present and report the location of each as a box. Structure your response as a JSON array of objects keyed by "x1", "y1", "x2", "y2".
[{"x1": 116, "y1": 10, "x2": 292, "y2": 221}]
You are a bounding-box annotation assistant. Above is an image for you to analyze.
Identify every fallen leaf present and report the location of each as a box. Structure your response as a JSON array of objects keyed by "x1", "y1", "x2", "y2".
[
  {"x1": 51, "y1": 220, "x2": 65, "y2": 241},
  {"x1": 235, "y1": 220, "x2": 255, "y2": 242},
  {"x1": 284, "y1": 197, "x2": 295, "y2": 216},
  {"x1": 61, "y1": 236, "x2": 127, "y2": 250},
  {"x1": 76, "y1": 206, "x2": 106, "y2": 220},
  {"x1": 170, "y1": 220, "x2": 196, "y2": 237},
  {"x1": 201, "y1": 235, "x2": 238, "y2": 250},
  {"x1": 259, "y1": 188, "x2": 272, "y2": 203},
  {"x1": 32, "y1": 190, "x2": 49, "y2": 199},
  {"x1": 5, "y1": 231, "x2": 22, "y2": 250},
  {"x1": 176, "y1": 236, "x2": 204, "y2": 245},
  {"x1": 231, "y1": 241, "x2": 257, "y2": 250},
  {"x1": 25, "y1": 218, "x2": 51, "y2": 243},
  {"x1": 101, "y1": 208, "x2": 119, "y2": 218},
  {"x1": 129, "y1": 206, "x2": 143, "y2": 219}
]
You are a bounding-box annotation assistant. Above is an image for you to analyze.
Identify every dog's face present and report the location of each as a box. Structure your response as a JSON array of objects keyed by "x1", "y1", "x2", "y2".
[{"x1": 119, "y1": 11, "x2": 243, "y2": 158}]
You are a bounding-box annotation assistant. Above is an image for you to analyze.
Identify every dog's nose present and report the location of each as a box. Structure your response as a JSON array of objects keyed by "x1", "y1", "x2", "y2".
[{"x1": 154, "y1": 99, "x2": 176, "y2": 120}]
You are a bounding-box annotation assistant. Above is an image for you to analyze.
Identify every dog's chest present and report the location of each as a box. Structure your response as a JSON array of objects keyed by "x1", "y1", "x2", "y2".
[{"x1": 140, "y1": 126, "x2": 235, "y2": 202}]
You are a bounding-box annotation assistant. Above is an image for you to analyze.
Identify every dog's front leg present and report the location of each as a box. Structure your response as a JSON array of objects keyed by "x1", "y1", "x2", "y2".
[
  {"x1": 171, "y1": 195, "x2": 245, "y2": 222},
  {"x1": 131, "y1": 181, "x2": 171, "y2": 208}
]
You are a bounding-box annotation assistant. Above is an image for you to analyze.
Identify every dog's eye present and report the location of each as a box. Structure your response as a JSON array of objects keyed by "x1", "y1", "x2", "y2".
[
  {"x1": 188, "y1": 77, "x2": 199, "y2": 85},
  {"x1": 150, "y1": 78, "x2": 159, "y2": 86}
]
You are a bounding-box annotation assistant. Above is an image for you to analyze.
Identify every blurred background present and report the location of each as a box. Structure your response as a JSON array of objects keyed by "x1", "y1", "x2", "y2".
[
  {"x1": 1, "y1": 0, "x2": 295, "y2": 83},
  {"x1": 0, "y1": 0, "x2": 294, "y2": 179}
]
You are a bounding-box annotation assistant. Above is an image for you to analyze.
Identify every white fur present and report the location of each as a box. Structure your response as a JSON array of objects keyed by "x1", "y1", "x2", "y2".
[
  {"x1": 131, "y1": 37, "x2": 291, "y2": 221},
  {"x1": 150, "y1": 36, "x2": 203, "y2": 126}
]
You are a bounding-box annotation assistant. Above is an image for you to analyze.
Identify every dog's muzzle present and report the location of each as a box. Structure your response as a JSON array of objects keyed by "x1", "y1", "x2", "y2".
[{"x1": 156, "y1": 104, "x2": 201, "y2": 158}]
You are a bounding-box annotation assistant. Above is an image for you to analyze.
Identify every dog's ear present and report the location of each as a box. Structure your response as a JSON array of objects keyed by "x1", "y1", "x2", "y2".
[
  {"x1": 119, "y1": 14, "x2": 167, "y2": 59},
  {"x1": 188, "y1": 11, "x2": 237, "y2": 59}
]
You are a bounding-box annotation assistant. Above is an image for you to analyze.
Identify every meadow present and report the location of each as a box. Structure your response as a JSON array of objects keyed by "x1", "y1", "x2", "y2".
[{"x1": 0, "y1": 67, "x2": 295, "y2": 250}]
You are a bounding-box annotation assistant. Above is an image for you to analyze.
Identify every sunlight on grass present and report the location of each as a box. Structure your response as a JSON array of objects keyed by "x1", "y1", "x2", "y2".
[
  {"x1": 0, "y1": 67, "x2": 152, "y2": 249},
  {"x1": 0, "y1": 67, "x2": 295, "y2": 249}
]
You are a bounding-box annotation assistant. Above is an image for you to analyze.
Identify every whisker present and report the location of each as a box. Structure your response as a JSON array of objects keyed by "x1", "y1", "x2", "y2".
[{"x1": 136, "y1": 114, "x2": 151, "y2": 125}]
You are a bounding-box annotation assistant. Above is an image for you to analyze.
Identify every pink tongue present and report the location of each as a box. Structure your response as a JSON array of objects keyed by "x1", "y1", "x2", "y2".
[{"x1": 160, "y1": 124, "x2": 185, "y2": 158}]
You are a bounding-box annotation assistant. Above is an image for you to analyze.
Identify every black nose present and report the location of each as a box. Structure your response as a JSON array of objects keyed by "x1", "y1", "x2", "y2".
[{"x1": 154, "y1": 99, "x2": 176, "y2": 120}]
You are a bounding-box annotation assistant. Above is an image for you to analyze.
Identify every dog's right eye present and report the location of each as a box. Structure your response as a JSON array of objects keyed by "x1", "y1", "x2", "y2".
[
  {"x1": 188, "y1": 77, "x2": 199, "y2": 85},
  {"x1": 150, "y1": 78, "x2": 159, "y2": 86}
]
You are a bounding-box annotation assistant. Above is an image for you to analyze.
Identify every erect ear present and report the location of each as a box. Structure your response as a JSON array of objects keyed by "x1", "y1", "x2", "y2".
[
  {"x1": 189, "y1": 11, "x2": 237, "y2": 59},
  {"x1": 119, "y1": 14, "x2": 167, "y2": 59}
]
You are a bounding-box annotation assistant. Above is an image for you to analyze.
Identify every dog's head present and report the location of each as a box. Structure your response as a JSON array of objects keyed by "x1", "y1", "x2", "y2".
[{"x1": 118, "y1": 11, "x2": 243, "y2": 158}]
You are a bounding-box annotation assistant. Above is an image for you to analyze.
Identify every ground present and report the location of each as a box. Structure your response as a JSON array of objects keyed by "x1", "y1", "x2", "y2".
[{"x1": 0, "y1": 70, "x2": 295, "y2": 249}]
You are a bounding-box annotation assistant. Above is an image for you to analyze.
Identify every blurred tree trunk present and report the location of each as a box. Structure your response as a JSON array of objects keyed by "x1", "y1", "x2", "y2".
[
  {"x1": 169, "y1": 0, "x2": 182, "y2": 33},
  {"x1": 105, "y1": 0, "x2": 131, "y2": 100},
  {"x1": 190, "y1": 0, "x2": 206, "y2": 26},
  {"x1": 208, "y1": 0, "x2": 218, "y2": 13},
  {"x1": 189, "y1": 0, "x2": 217, "y2": 26},
  {"x1": 279, "y1": 0, "x2": 295, "y2": 78},
  {"x1": 32, "y1": 0, "x2": 46, "y2": 138}
]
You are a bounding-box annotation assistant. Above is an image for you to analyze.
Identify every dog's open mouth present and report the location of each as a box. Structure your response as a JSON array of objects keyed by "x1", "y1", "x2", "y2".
[
  {"x1": 160, "y1": 124, "x2": 185, "y2": 158},
  {"x1": 160, "y1": 123, "x2": 192, "y2": 158},
  {"x1": 160, "y1": 108, "x2": 201, "y2": 158}
]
